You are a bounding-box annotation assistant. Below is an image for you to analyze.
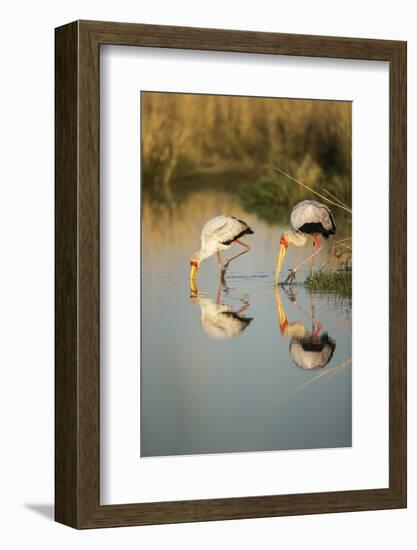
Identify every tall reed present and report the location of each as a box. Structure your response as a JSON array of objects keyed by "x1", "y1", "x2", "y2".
[{"x1": 141, "y1": 92, "x2": 352, "y2": 205}]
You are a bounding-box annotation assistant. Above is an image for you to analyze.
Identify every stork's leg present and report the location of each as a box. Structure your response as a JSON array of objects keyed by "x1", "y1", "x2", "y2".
[
  {"x1": 310, "y1": 298, "x2": 322, "y2": 337},
  {"x1": 285, "y1": 235, "x2": 323, "y2": 283},
  {"x1": 287, "y1": 292, "x2": 323, "y2": 336},
  {"x1": 311, "y1": 241, "x2": 316, "y2": 275},
  {"x1": 215, "y1": 279, "x2": 231, "y2": 303},
  {"x1": 216, "y1": 282, "x2": 222, "y2": 304},
  {"x1": 289, "y1": 293, "x2": 321, "y2": 330},
  {"x1": 236, "y1": 300, "x2": 250, "y2": 316},
  {"x1": 216, "y1": 251, "x2": 225, "y2": 280},
  {"x1": 311, "y1": 304, "x2": 322, "y2": 338},
  {"x1": 223, "y1": 240, "x2": 251, "y2": 274}
]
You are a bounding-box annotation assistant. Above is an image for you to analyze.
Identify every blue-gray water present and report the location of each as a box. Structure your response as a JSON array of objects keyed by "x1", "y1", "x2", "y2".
[{"x1": 141, "y1": 191, "x2": 352, "y2": 457}]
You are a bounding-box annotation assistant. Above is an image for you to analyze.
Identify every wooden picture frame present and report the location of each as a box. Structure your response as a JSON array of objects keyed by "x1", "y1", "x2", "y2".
[{"x1": 55, "y1": 20, "x2": 407, "y2": 528}]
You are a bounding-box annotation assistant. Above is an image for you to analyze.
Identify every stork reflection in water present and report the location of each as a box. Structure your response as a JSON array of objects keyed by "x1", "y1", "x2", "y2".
[
  {"x1": 190, "y1": 280, "x2": 253, "y2": 340},
  {"x1": 275, "y1": 287, "x2": 336, "y2": 370}
]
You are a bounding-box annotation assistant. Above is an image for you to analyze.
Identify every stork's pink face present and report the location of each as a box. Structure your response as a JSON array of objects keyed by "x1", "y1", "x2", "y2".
[{"x1": 280, "y1": 233, "x2": 289, "y2": 249}]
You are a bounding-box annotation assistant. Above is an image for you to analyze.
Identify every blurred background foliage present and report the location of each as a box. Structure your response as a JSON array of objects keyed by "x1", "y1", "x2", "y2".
[{"x1": 141, "y1": 92, "x2": 351, "y2": 224}]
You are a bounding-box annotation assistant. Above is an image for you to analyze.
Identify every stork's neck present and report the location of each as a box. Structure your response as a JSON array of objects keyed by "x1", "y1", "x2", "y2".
[
  {"x1": 191, "y1": 248, "x2": 214, "y2": 263},
  {"x1": 285, "y1": 230, "x2": 309, "y2": 248}
]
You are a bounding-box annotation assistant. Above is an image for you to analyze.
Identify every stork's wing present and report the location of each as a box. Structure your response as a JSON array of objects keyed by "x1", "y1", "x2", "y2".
[
  {"x1": 201, "y1": 215, "x2": 252, "y2": 246},
  {"x1": 291, "y1": 200, "x2": 336, "y2": 232},
  {"x1": 327, "y1": 208, "x2": 336, "y2": 232},
  {"x1": 316, "y1": 203, "x2": 336, "y2": 232}
]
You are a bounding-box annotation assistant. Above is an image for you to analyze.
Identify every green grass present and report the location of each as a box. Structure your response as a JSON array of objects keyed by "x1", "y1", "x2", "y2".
[
  {"x1": 305, "y1": 269, "x2": 352, "y2": 297},
  {"x1": 238, "y1": 176, "x2": 290, "y2": 223},
  {"x1": 239, "y1": 172, "x2": 351, "y2": 224}
]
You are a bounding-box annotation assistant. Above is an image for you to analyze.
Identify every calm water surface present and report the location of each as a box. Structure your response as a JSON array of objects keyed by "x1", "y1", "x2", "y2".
[{"x1": 141, "y1": 190, "x2": 352, "y2": 457}]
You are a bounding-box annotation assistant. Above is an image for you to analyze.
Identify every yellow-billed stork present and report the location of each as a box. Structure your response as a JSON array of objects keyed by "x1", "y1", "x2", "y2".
[
  {"x1": 189, "y1": 215, "x2": 254, "y2": 281},
  {"x1": 275, "y1": 200, "x2": 336, "y2": 285}
]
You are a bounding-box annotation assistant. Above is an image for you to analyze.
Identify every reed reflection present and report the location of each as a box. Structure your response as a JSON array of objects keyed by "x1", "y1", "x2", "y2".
[
  {"x1": 190, "y1": 280, "x2": 253, "y2": 340},
  {"x1": 275, "y1": 287, "x2": 336, "y2": 370}
]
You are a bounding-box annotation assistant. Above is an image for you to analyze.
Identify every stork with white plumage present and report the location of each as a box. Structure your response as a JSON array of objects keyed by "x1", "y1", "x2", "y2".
[
  {"x1": 275, "y1": 200, "x2": 336, "y2": 285},
  {"x1": 189, "y1": 215, "x2": 254, "y2": 281}
]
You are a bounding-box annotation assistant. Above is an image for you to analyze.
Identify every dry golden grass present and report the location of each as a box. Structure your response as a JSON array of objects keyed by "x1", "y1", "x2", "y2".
[{"x1": 141, "y1": 92, "x2": 352, "y2": 196}]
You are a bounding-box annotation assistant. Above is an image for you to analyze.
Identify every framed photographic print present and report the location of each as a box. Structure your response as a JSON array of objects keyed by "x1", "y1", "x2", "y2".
[{"x1": 55, "y1": 20, "x2": 407, "y2": 528}]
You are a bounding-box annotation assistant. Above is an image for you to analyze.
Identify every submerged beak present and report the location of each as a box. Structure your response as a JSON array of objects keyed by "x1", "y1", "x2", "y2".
[
  {"x1": 274, "y1": 238, "x2": 288, "y2": 285},
  {"x1": 189, "y1": 277, "x2": 198, "y2": 298},
  {"x1": 189, "y1": 261, "x2": 199, "y2": 282}
]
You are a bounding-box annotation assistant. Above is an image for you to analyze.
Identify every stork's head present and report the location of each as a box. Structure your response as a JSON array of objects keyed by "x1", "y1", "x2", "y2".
[
  {"x1": 189, "y1": 250, "x2": 205, "y2": 281},
  {"x1": 189, "y1": 249, "x2": 214, "y2": 281},
  {"x1": 275, "y1": 230, "x2": 309, "y2": 285}
]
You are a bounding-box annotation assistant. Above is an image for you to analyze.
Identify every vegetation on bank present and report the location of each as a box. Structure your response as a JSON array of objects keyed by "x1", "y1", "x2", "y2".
[
  {"x1": 305, "y1": 269, "x2": 352, "y2": 297},
  {"x1": 239, "y1": 169, "x2": 351, "y2": 225},
  {"x1": 141, "y1": 92, "x2": 352, "y2": 207}
]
